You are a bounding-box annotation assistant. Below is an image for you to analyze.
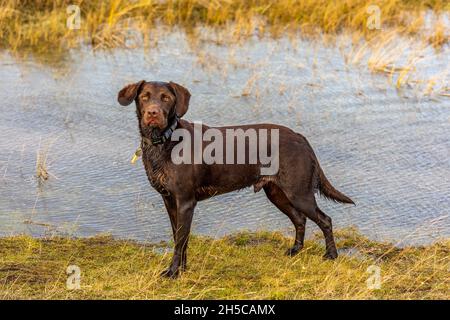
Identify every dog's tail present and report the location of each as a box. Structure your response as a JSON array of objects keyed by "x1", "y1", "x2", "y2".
[{"x1": 317, "y1": 165, "x2": 355, "y2": 205}]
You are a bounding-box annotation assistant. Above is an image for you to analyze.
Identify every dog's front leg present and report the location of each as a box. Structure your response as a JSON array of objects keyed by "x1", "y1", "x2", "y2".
[
  {"x1": 161, "y1": 196, "x2": 197, "y2": 278},
  {"x1": 162, "y1": 195, "x2": 177, "y2": 243}
]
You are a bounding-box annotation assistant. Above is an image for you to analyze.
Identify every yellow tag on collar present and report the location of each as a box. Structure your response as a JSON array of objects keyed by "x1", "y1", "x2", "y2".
[{"x1": 131, "y1": 147, "x2": 142, "y2": 164}]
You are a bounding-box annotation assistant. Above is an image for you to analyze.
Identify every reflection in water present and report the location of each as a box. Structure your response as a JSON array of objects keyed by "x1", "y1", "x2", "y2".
[{"x1": 0, "y1": 31, "x2": 448, "y2": 245}]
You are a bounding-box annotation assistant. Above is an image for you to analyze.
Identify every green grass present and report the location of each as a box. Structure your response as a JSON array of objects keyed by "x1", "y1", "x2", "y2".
[{"x1": 0, "y1": 229, "x2": 448, "y2": 299}]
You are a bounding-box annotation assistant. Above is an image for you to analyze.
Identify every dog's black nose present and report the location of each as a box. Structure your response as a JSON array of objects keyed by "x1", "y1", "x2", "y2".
[{"x1": 146, "y1": 109, "x2": 160, "y2": 117}]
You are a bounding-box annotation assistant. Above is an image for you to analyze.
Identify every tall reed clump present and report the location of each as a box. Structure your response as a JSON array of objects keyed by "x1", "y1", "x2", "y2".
[
  {"x1": 35, "y1": 137, "x2": 58, "y2": 182},
  {"x1": 0, "y1": 0, "x2": 448, "y2": 55}
]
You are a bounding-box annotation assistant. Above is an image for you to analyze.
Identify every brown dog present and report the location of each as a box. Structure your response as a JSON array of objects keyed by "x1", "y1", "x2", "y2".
[{"x1": 118, "y1": 81, "x2": 354, "y2": 278}]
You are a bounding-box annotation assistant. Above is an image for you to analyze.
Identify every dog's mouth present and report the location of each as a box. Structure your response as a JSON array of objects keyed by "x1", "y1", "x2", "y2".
[
  {"x1": 141, "y1": 118, "x2": 167, "y2": 135},
  {"x1": 145, "y1": 119, "x2": 159, "y2": 126},
  {"x1": 144, "y1": 117, "x2": 165, "y2": 127}
]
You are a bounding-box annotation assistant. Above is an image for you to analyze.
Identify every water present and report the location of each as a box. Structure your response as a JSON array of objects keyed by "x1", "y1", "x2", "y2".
[{"x1": 0, "y1": 31, "x2": 449, "y2": 245}]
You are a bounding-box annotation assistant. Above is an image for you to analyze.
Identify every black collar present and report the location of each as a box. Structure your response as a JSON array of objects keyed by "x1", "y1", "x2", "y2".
[{"x1": 142, "y1": 115, "x2": 179, "y2": 147}]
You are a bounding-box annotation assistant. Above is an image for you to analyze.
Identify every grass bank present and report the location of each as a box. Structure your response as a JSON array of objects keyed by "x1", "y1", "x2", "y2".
[
  {"x1": 0, "y1": 229, "x2": 448, "y2": 299},
  {"x1": 1, "y1": 0, "x2": 448, "y2": 54}
]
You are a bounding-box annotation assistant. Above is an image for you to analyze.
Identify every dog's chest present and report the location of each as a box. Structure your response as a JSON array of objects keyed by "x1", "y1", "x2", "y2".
[{"x1": 142, "y1": 149, "x2": 170, "y2": 196}]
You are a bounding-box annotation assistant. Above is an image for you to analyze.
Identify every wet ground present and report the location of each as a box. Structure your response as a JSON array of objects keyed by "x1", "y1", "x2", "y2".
[{"x1": 0, "y1": 30, "x2": 448, "y2": 245}]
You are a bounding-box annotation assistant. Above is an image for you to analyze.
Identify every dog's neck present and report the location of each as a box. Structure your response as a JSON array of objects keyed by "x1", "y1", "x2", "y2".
[
  {"x1": 139, "y1": 115, "x2": 179, "y2": 147},
  {"x1": 139, "y1": 116, "x2": 180, "y2": 178},
  {"x1": 139, "y1": 120, "x2": 180, "y2": 196}
]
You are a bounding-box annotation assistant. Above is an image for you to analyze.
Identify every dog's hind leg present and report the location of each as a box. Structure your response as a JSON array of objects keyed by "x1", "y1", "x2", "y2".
[
  {"x1": 283, "y1": 191, "x2": 338, "y2": 260},
  {"x1": 264, "y1": 183, "x2": 307, "y2": 256},
  {"x1": 315, "y1": 207, "x2": 338, "y2": 259}
]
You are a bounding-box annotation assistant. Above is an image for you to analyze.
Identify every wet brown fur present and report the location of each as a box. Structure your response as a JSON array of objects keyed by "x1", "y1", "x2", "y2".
[{"x1": 118, "y1": 81, "x2": 354, "y2": 278}]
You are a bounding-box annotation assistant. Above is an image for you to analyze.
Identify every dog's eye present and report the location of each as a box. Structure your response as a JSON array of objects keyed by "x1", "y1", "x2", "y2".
[
  {"x1": 161, "y1": 94, "x2": 170, "y2": 102},
  {"x1": 141, "y1": 95, "x2": 149, "y2": 101}
]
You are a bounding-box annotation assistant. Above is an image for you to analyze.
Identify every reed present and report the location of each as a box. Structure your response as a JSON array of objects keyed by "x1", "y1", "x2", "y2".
[
  {"x1": 35, "y1": 137, "x2": 59, "y2": 182},
  {"x1": 35, "y1": 141, "x2": 50, "y2": 182},
  {"x1": 0, "y1": 0, "x2": 448, "y2": 55}
]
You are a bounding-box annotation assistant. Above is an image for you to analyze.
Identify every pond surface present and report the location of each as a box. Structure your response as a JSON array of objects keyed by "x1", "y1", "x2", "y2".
[{"x1": 0, "y1": 31, "x2": 449, "y2": 245}]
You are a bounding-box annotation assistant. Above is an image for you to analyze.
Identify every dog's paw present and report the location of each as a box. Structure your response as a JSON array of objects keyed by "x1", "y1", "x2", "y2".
[
  {"x1": 285, "y1": 246, "x2": 303, "y2": 257},
  {"x1": 160, "y1": 268, "x2": 179, "y2": 279},
  {"x1": 323, "y1": 251, "x2": 338, "y2": 260}
]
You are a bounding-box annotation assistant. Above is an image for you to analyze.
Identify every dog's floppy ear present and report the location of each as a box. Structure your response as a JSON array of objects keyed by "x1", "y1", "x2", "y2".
[
  {"x1": 118, "y1": 80, "x2": 145, "y2": 106},
  {"x1": 168, "y1": 81, "x2": 191, "y2": 117}
]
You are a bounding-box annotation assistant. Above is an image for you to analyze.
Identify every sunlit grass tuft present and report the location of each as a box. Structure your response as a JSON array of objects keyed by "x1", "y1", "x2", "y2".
[{"x1": 343, "y1": 28, "x2": 449, "y2": 96}]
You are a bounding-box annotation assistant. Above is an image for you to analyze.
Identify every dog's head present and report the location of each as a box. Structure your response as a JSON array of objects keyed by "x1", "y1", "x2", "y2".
[{"x1": 118, "y1": 81, "x2": 190, "y2": 134}]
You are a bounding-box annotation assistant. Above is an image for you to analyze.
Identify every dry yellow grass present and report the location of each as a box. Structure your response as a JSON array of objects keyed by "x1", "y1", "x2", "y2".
[
  {"x1": 342, "y1": 27, "x2": 449, "y2": 95},
  {"x1": 0, "y1": 0, "x2": 448, "y2": 54},
  {"x1": 0, "y1": 229, "x2": 448, "y2": 299},
  {"x1": 428, "y1": 20, "x2": 449, "y2": 48},
  {"x1": 1, "y1": 1, "x2": 447, "y2": 94}
]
